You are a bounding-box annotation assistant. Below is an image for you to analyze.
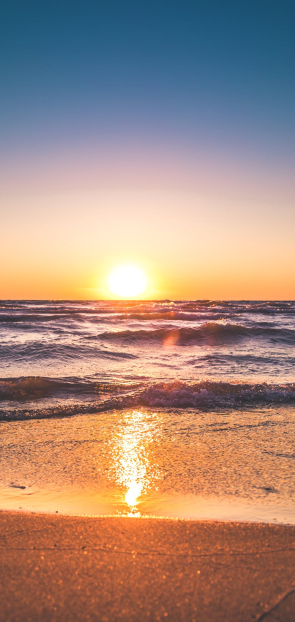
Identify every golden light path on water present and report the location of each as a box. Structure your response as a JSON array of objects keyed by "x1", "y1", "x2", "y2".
[{"x1": 112, "y1": 410, "x2": 158, "y2": 516}]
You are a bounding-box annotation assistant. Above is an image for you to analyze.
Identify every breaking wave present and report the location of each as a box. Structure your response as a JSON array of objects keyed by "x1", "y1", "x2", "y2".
[
  {"x1": 1, "y1": 378, "x2": 295, "y2": 420},
  {"x1": 136, "y1": 380, "x2": 295, "y2": 408}
]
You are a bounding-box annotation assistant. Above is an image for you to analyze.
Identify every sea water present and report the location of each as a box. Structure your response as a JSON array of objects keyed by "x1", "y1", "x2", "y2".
[{"x1": 0, "y1": 300, "x2": 295, "y2": 522}]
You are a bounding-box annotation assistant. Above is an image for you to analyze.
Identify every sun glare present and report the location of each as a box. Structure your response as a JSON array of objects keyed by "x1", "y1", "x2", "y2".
[{"x1": 108, "y1": 265, "x2": 147, "y2": 298}]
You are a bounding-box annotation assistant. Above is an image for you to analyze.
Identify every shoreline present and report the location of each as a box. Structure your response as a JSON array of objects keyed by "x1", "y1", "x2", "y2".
[
  {"x1": 1, "y1": 510, "x2": 295, "y2": 621},
  {"x1": 1, "y1": 504, "x2": 295, "y2": 526},
  {"x1": 2, "y1": 483, "x2": 295, "y2": 531}
]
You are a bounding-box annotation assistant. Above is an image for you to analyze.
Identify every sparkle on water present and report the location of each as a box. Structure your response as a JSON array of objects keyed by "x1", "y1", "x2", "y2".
[{"x1": 113, "y1": 410, "x2": 153, "y2": 515}]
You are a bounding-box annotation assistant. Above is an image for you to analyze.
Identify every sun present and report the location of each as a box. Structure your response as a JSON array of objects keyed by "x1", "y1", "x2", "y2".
[{"x1": 108, "y1": 265, "x2": 147, "y2": 298}]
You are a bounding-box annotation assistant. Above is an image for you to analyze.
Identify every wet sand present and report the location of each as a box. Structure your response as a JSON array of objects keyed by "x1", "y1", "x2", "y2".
[{"x1": 0, "y1": 511, "x2": 295, "y2": 621}]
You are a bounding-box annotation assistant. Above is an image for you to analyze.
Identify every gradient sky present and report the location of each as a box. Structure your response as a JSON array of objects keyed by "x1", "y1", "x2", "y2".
[{"x1": 1, "y1": 0, "x2": 295, "y2": 299}]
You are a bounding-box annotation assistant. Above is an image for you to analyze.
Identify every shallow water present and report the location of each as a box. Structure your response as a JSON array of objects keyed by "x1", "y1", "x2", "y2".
[{"x1": 0, "y1": 300, "x2": 295, "y2": 521}]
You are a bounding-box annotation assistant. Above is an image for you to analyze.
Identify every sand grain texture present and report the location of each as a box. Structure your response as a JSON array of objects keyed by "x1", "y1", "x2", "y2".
[{"x1": 0, "y1": 512, "x2": 295, "y2": 621}]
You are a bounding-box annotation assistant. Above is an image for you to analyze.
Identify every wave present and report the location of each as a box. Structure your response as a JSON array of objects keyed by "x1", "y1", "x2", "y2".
[
  {"x1": 1, "y1": 378, "x2": 295, "y2": 420},
  {"x1": 0, "y1": 311, "x2": 235, "y2": 325},
  {"x1": 110, "y1": 312, "x2": 226, "y2": 322},
  {"x1": 135, "y1": 380, "x2": 295, "y2": 408},
  {"x1": 0, "y1": 314, "x2": 84, "y2": 323},
  {"x1": 0, "y1": 340, "x2": 138, "y2": 362},
  {"x1": 99, "y1": 322, "x2": 295, "y2": 344},
  {"x1": 0, "y1": 377, "x2": 69, "y2": 400},
  {"x1": 0, "y1": 376, "x2": 141, "y2": 402}
]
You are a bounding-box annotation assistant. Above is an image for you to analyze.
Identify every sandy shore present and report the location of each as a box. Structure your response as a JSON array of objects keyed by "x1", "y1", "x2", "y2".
[{"x1": 0, "y1": 511, "x2": 295, "y2": 621}]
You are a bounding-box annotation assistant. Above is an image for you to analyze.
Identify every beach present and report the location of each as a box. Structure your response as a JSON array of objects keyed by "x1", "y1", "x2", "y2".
[{"x1": 1, "y1": 510, "x2": 295, "y2": 621}]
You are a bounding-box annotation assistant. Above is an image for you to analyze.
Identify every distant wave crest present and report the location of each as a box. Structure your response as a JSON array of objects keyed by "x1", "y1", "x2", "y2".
[{"x1": 100, "y1": 322, "x2": 295, "y2": 344}]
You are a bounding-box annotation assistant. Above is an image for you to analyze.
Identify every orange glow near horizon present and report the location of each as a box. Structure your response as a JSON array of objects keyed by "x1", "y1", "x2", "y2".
[{"x1": 1, "y1": 147, "x2": 295, "y2": 300}]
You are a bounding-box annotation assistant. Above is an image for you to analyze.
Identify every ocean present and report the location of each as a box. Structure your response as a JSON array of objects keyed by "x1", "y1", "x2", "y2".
[{"x1": 1, "y1": 299, "x2": 295, "y2": 522}]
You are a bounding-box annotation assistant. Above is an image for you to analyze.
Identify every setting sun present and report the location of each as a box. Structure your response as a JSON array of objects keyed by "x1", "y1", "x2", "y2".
[{"x1": 108, "y1": 265, "x2": 147, "y2": 298}]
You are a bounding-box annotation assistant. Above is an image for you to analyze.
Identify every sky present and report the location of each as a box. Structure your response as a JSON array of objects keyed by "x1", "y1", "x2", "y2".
[{"x1": 1, "y1": 0, "x2": 295, "y2": 299}]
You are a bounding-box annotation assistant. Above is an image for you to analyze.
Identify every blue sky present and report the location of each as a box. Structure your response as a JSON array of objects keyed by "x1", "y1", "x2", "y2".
[
  {"x1": 1, "y1": 0, "x2": 294, "y2": 155},
  {"x1": 1, "y1": 1, "x2": 295, "y2": 298}
]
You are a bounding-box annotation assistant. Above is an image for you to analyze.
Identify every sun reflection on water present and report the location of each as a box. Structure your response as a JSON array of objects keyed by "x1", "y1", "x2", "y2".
[
  {"x1": 113, "y1": 410, "x2": 158, "y2": 515},
  {"x1": 125, "y1": 481, "x2": 143, "y2": 508}
]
